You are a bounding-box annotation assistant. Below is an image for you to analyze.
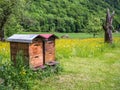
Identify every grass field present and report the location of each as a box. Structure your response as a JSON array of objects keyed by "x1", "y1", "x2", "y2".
[
  {"x1": 0, "y1": 34, "x2": 120, "y2": 89},
  {"x1": 32, "y1": 52, "x2": 120, "y2": 90},
  {"x1": 31, "y1": 37, "x2": 120, "y2": 90},
  {"x1": 20, "y1": 32, "x2": 120, "y2": 39}
]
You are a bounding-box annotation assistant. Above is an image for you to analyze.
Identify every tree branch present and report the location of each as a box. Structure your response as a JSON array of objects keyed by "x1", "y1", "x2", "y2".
[
  {"x1": 106, "y1": 8, "x2": 111, "y2": 23},
  {"x1": 110, "y1": 11, "x2": 115, "y2": 24}
]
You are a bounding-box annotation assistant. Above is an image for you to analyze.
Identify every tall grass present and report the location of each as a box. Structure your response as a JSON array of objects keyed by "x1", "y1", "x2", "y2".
[
  {"x1": 56, "y1": 37, "x2": 120, "y2": 58},
  {"x1": 0, "y1": 37, "x2": 120, "y2": 64},
  {"x1": 0, "y1": 42, "x2": 10, "y2": 64},
  {"x1": 0, "y1": 37, "x2": 120, "y2": 89}
]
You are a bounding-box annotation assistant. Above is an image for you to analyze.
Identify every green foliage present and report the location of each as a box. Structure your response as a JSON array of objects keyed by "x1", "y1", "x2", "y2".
[
  {"x1": 86, "y1": 16, "x2": 102, "y2": 37},
  {"x1": 5, "y1": 14, "x2": 23, "y2": 37},
  {"x1": 0, "y1": 51, "x2": 32, "y2": 89},
  {"x1": 0, "y1": 0, "x2": 25, "y2": 38},
  {"x1": 0, "y1": 0, "x2": 120, "y2": 36},
  {"x1": 0, "y1": 51, "x2": 62, "y2": 89}
]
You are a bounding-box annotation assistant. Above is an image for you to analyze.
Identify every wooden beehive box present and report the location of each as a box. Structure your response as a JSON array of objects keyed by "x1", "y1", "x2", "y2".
[
  {"x1": 7, "y1": 34, "x2": 58, "y2": 69},
  {"x1": 39, "y1": 34, "x2": 58, "y2": 63}
]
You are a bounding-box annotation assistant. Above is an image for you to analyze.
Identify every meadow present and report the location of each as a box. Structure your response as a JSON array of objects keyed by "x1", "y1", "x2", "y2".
[
  {"x1": 0, "y1": 35, "x2": 120, "y2": 90},
  {"x1": 20, "y1": 32, "x2": 120, "y2": 39}
]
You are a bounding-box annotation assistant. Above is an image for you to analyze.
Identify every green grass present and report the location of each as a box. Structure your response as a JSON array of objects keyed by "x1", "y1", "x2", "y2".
[
  {"x1": 113, "y1": 33, "x2": 120, "y2": 37},
  {"x1": 20, "y1": 32, "x2": 94, "y2": 38},
  {"x1": 29, "y1": 48, "x2": 120, "y2": 90},
  {"x1": 19, "y1": 32, "x2": 120, "y2": 39},
  {"x1": 1, "y1": 35, "x2": 120, "y2": 89}
]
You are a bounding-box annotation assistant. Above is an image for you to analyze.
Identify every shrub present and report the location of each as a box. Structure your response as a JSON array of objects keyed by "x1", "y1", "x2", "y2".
[{"x1": 0, "y1": 51, "x2": 62, "y2": 89}]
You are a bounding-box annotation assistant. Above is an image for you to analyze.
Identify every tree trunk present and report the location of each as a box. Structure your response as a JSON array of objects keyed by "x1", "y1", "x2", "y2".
[
  {"x1": 0, "y1": 28, "x2": 5, "y2": 41},
  {"x1": 103, "y1": 8, "x2": 115, "y2": 43},
  {"x1": 104, "y1": 29, "x2": 113, "y2": 43}
]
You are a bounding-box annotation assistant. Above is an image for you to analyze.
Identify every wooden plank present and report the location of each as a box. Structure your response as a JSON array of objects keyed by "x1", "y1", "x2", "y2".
[
  {"x1": 45, "y1": 40, "x2": 55, "y2": 63},
  {"x1": 29, "y1": 40, "x2": 43, "y2": 68}
]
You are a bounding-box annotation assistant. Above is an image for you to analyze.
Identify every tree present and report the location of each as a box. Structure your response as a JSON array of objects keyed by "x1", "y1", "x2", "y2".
[
  {"x1": 86, "y1": 15, "x2": 102, "y2": 38},
  {"x1": 0, "y1": 0, "x2": 119, "y2": 35},
  {"x1": 102, "y1": 8, "x2": 115, "y2": 43},
  {"x1": 0, "y1": 0, "x2": 12, "y2": 41},
  {"x1": 0, "y1": 0, "x2": 25, "y2": 40}
]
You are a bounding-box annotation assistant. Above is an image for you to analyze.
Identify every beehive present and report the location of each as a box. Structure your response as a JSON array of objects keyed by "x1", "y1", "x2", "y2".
[
  {"x1": 40, "y1": 34, "x2": 57, "y2": 63},
  {"x1": 7, "y1": 34, "x2": 58, "y2": 69}
]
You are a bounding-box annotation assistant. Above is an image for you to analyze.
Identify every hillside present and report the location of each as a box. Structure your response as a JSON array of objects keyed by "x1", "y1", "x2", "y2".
[{"x1": 0, "y1": 0, "x2": 120, "y2": 36}]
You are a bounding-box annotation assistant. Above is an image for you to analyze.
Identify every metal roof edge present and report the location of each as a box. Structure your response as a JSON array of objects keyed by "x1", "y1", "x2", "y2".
[{"x1": 7, "y1": 34, "x2": 39, "y2": 43}]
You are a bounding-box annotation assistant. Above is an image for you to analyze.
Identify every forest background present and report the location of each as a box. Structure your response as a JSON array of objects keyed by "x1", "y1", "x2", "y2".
[{"x1": 0, "y1": 0, "x2": 120, "y2": 37}]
